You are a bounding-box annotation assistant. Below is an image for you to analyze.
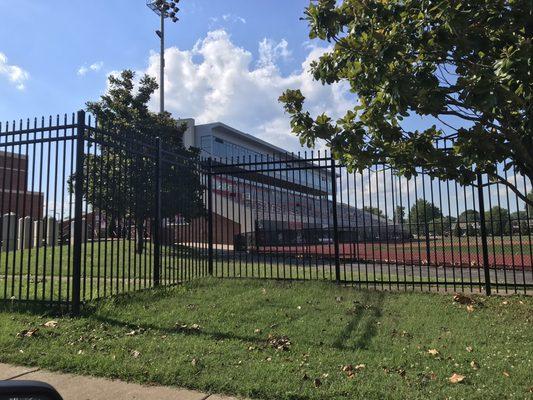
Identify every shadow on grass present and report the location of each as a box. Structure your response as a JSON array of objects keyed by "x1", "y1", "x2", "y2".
[
  {"x1": 91, "y1": 313, "x2": 266, "y2": 345},
  {"x1": 332, "y1": 290, "x2": 384, "y2": 351}
]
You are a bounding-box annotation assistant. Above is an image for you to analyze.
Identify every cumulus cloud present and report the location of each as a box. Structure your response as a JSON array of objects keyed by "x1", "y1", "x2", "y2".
[
  {"x1": 78, "y1": 61, "x2": 104, "y2": 76},
  {"x1": 145, "y1": 29, "x2": 351, "y2": 153},
  {"x1": 0, "y1": 52, "x2": 29, "y2": 90},
  {"x1": 258, "y1": 38, "x2": 291, "y2": 68}
]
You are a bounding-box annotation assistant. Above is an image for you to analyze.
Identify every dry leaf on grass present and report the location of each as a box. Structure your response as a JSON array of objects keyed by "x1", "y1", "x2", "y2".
[
  {"x1": 131, "y1": 350, "x2": 141, "y2": 358},
  {"x1": 453, "y1": 293, "x2": 474, "y2": 305},
  {"x1": 449, "y1": 373, "x2": 465, "y2": 384},
  {"x1": 466, "y1": 346, "x2": 473, "y2": 352},
  {"x1": 43, "y1": 321, "x2": 58, "y2": 328},
  {"x1": 313, "y1": 378, "x2": 321, "y2": 388},
  {"x1": 503, "y1": 371, "x2": 510, "y2": 377},
  {"x1": 470, "y1": 360, "x2": 479, "y2": 370},
  {"x1": 267, "y1": 335, "x2": 291, "y2": 351},
  {"x1": 427, "y1": 349, "x2": 439, "y2": 356},
  {"x1": 466, "y1": 304, "x2": 475, "y2": 313},
  {"x1": 17, "y1": 328, "x2": 38, "y2": 338}
]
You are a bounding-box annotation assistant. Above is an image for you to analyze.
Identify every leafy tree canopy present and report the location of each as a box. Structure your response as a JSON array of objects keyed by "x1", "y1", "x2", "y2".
[
  {"x1": 80, "y1": 70, "x2": 204, "y2": 253},
  {"x1": 408, "y1": 199, "x2": 442, "y2": 234},
  {"x1": 280, "y1": 0, "x2": 532, "y2": 205},
  {"x1": 458, "y1": 209, "x2": 480, "y2": 222}
]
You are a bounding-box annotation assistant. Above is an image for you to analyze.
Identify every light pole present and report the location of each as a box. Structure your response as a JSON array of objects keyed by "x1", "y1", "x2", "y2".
[{"x1": 146, "y1": 0, "x2": 180, "y2": 114}]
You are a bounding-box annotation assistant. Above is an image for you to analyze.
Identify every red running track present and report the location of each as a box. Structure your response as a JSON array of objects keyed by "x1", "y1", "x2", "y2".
[{"x1": 256, "y1": 243, "x2": 532, "y2": 270}]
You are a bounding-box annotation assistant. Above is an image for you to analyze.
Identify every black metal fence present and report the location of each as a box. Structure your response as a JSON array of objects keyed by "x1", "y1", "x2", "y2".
[
  {"x1": 0, "y1": 111, "x2": 209, "y2": 312},
  {"x1": 1, "y1": 111, "x2": 531, "y2": 312},
  {"x1": 207, "y1": 152, "x2": 532, "y2": 295}
]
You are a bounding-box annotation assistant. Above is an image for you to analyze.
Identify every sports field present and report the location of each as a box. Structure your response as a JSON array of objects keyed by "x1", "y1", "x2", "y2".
[{"x1": 257, "y1": 236, "x2": 532, "y2": 269}]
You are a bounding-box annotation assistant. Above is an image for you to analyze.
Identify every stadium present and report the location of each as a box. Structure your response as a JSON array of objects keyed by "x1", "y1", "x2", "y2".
[{"x1": 178, "y1": 119, "x2": 411, "y2": 249}]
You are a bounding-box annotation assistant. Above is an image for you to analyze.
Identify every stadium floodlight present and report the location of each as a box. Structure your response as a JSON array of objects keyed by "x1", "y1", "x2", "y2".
[{"x1": 146, "y1": 0, "x2": 181, "y2": 113}]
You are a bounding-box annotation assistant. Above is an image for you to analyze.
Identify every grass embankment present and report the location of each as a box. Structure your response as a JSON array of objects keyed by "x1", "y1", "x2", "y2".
[{"x1": 0, "y1": 278, "x2": 531, "y2": 399}]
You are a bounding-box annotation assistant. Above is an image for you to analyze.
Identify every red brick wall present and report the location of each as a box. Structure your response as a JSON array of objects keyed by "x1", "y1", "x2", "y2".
[
  {"x1": 162, "y1": 213, "x2": 241, "y2": 245},
  {"x1": 0, "y1": 190, "x2": 44, "y2": 219},
  {"x1": 0, "y1": 152, "x2": 28, "y2": 191},
  {"x1": 0, "y1": 152, "x2": 43, "y2": 219}
]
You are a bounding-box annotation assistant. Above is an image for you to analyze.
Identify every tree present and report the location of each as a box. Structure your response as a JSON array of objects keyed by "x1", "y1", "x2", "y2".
[
  {"x1": 363, "y1": 206, "x2": 384, "y2": 217},
  {"x1": 428, "y1": 216, "x2": 455, "y2": 236},
  {"x1": 393, "y1": 205, "x2": 405, "y2": 225},
  {"x1": 279, "y1": 0, "x2": 532, "y2": 206},
  {"x1": 485, "y1": 206, "x2": 510, "y2": 236},
  {"x1": 408, "y1": 199, "x2": 442, "y2": 235},
  {"x1": 510, "y1": 210, "x2": 529, "y2": 235},
  {"x1": 458, "y1": 210, "x2": 480, "y2": 222},
  {"x1": 77, "y1": 70, "x2": 204, "y2": 254}
]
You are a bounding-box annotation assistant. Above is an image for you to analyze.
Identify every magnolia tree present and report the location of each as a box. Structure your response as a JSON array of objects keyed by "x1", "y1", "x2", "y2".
[{"x1": 280, "y1": 0, "x2": 532, "y2": 206}]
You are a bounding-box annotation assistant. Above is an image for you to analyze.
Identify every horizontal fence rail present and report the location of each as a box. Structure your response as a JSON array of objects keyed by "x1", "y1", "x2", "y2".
[{"x1": 1, "y1": 111, "x2": 531, "y2": 312}]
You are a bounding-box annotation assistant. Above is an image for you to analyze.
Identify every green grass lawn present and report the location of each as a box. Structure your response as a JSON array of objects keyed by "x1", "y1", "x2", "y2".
[
  {"x1": 0, "y1": 278, "x2": 531, "y2": 400},
  {"x1": 0, "y1": 242, "x2": 208, "y2": 301}
]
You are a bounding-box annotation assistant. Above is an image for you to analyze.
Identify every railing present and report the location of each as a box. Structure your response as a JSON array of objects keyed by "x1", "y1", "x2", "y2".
[
  {"x1": 0, "y1": 111, "x2": 209, "y2": 312},
  {"x1": 1, "y1": 111, "x2": 531, "y2": 313}
]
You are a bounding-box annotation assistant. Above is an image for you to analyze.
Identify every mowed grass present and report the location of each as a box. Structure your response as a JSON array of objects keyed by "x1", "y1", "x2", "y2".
[
  {"x1": 0, "y1": 242, "x2": 208, "y2": 301},
  {"x1": 0, "y1": 278, "x2": 531, "y2": 400}
]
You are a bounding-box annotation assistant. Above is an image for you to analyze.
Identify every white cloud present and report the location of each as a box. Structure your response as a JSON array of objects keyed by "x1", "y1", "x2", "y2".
[
  {"x1": 258, "y1": 38, "x2": 291, "y2": 68},
  {"x1": 145, "y1": 29, "x2": 351, "y2": 153},
  {"x1": 0, "y1": 52, "x2": 29, "y2": 90},
  {"x1": 210, "y1": 14, "x2": 247, "y2": 25},
  {"x1": 78, "y1": 61, "x2": 104, "y2": 76}
]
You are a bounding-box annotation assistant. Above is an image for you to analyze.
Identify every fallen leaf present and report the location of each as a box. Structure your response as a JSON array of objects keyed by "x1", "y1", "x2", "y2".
[
  {"x1": 427, "y1": 349, "x2": 439, "y2": 356},
  {"x1": 470, "y1": 360, "x2": 479, "y2": 370},
  {"x1": 453, "y1": 293, "x2": 473, "y2": 305},
  {"x1": 302, "y1": 373, "x2": 309, "y2": 380},
  {"x1": 428, "y1": 372, "x2": 437, "y2": 380},
  {"x1": 449, "y1": 373, "x2": 465, "y2": 384},
  {"x1": 17, "y1": 328, "x2": 39, "y2": 338},
  {"x1": 335, "y1": 296, "x2": 343, "y2": 302},
  {"x1": 342, "y1": 365, "x2": 354, "y2": 373},
  {"x1": 43, "y1": 321, "x2": 58, "y2": 328},
  {"x1": 191, "y1": 358, "x2": 199, "y2": 367},
  {"x1": 313, "y1": 378, "x2": 321, "y2": 388},
  {"x1": 254, "y1": 328, "x2": 262, "y2": 334},
  {"x1": 503, "y1": 371, "x2": 510, "y2": 378},
  {"x1": 355, "y1": 364, "x2": 365, "y2": 371},
  {"x1": 466, "y1": 304, "x2": 475, "y2": 313},
  {"x1": 466, "y1": 346, "x2": 473, "y2": 353},
  {"x1": 267, "y1": 335, "x2": 291, "y2": 351},
  {"x1": 131, "y1": 350, "x2": 141, "y2": 358}
]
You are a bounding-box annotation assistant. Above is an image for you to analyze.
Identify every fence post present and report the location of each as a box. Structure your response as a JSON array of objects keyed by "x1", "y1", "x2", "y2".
[
  {"x1": 207, "y1": 158, "x2": 214, "y2": 275},
  {"x1": 72, "y1": 110, "x2": 85, "y2": 315},
  {"x1": 330, "y1": 157, "x2": 341, "y2": 283},
  {"x1": 154, "y1": 137, "x2": 162, "y2": 287},
  {"x1": 476, "y1": 173, "x2": 491, "y2": 296}
]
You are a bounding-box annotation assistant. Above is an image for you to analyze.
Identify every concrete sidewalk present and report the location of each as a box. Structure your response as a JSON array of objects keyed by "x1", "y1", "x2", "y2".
[{"x1": 0, "y1": 363, "x2": 242, "y2": 400}]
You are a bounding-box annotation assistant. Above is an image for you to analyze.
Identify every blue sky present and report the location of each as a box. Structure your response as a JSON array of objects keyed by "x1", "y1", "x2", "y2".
[{"x1": 0, "y1": 0, "x2": 313, "y2": 122}]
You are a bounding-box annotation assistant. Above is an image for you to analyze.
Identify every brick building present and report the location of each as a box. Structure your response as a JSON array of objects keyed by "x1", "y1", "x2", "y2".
[{"x1": 0, "y1": 151, "x2": 44, "y2": 219}]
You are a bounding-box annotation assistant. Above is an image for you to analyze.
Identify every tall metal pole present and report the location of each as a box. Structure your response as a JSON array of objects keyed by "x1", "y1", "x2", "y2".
[{"x1": 160, "y1": 13, "x2": 165, "y2": 114}]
